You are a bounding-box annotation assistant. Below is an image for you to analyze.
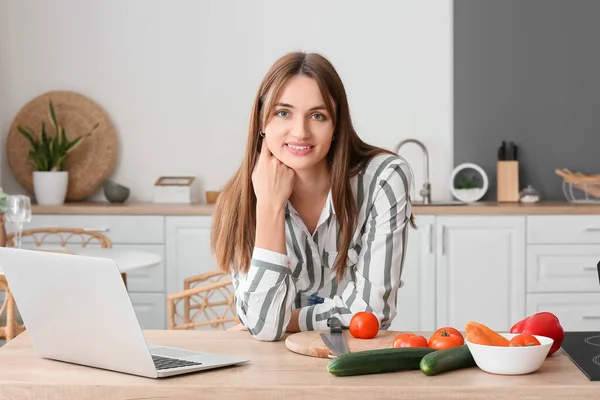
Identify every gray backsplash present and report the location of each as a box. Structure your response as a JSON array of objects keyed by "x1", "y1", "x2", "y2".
[{"x1": 454, "y1": 0, "x2": 600, "y2": 201}]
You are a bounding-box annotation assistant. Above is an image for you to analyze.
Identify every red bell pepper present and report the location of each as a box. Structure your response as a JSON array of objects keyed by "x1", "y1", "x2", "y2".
[{"x1": 510, "y1": 312, "x2": 564, "y2": 356}]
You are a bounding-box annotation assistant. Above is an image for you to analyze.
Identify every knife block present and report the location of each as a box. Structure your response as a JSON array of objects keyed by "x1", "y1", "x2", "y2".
[{"x1": 497, "y1": 161, "x2": 519, "y2": 202}]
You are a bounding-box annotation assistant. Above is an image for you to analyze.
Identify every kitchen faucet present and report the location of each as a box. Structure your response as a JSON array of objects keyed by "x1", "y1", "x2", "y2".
[{"x1": 393, "y1": 138, "x2": 431, "y2": 204}]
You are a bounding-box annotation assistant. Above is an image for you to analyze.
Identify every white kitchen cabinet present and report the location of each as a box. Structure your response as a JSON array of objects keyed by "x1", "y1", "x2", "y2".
[
  {"x1": 18, "y1": 209, "x2": 599, "y2": 335},
  {"x1": 6, "y1": 215, "x2": 168, "y2": 330},
  {"x1": 165, "y1": 216, "x2": 217, "y2": 297},
  {"x1": 165, "y1": 216, "x2": 221, "y2": 329},
  {"x1": 527, "y1": 215, "x2": 600, "y2": 244},
  {"x1": 435, "y1": 216, "x2": 526, "y2": 331},
  {"x1": 129, "y1": 293, "x2": 167, "y2": 330},
  {"x1": 527, "y1": 293, "x2": 600, "y2": 331},
  {"x1": 20, "y1": 214, "x2": 164, "y2": 244},
  {"x1": 526, "y1": 244, "x2": 600, "y2": 293},
  {"x1": 526, "y1": 215, "x2": 600, "y2": 331},
  {"x1": 389, "y1": 215, "x2": 436, "y2": 332}
]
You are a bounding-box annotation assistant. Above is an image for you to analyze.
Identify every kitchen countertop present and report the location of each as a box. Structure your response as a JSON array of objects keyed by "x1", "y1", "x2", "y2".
[
  {"x1": 0, "y1": 330, "x2": 596, "y2": 399},
  {"x1": 30, "y1": 201, "x2": 600, "y2": 215}
]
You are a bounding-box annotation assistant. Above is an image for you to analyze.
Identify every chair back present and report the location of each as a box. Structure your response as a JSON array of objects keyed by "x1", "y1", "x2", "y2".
[
  {"x1": 7, "y1": 228, "x2": 112, "y2": 248},
  {"x1": 167, "y1": 270, "x2": 238, "y2": 330},
  {"x1": 1, "y1": 227, "x2": 113, "y2": 341}
]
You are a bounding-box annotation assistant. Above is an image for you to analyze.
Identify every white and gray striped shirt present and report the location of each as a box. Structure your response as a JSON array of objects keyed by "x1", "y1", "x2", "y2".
[{"x1": 233, "y1": 153, "x2": 413, "y2": 341}]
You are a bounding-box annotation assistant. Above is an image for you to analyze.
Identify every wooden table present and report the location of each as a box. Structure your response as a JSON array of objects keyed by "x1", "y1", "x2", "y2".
[{"x1": 0, "y1": 330, "x2": 597, "y2": 399}]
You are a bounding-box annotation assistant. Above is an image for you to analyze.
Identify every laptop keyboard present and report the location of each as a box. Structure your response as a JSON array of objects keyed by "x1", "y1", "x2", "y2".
[{"x1": 152, "y1": 355, "x2": 203, "y2": 370}]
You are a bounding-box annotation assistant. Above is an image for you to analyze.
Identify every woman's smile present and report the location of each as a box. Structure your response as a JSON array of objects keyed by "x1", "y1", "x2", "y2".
[{"x1": 285, "y1": 142, "x2": 315, "y2": 156}]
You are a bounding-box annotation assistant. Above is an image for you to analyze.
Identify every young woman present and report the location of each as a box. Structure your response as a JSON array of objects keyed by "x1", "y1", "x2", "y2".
[{"x1": 211, "y1": 51, "x2": 415, "y2": 341}]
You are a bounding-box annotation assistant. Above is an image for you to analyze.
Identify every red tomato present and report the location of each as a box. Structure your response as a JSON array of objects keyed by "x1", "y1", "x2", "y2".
[
  {"x1": 510, "y1": 312, "x2": 563, "y2": 355},
  {"x1": 392, "y1": 333, "x2": 429, "y2": 348},
  {"x1": 349, "y1": 312, "x2": 379, "y2": 339},
  {"x1": 509, "y1": 334, "x2": 541, "y2": 347},
  {"x1": 428, "y1": 326, "x2": 464, "y2": 350}
]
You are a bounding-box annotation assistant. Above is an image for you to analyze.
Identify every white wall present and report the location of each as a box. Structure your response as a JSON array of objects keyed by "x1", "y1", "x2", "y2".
[{"x1": 0, "y1": 0, "x2": 453, "y2": 203}]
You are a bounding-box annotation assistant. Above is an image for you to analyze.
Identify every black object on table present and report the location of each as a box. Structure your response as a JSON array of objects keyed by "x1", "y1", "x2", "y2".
[{"x1": 561, "y1": 331, "x2": 600, "y2": 381}]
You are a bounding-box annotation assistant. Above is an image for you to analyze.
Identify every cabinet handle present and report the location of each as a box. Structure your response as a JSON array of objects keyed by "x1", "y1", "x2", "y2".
[
  {"x1": 83, "y1": 228, "x2": 110, "y2": 232},
  {"x1": 441, "y1": 225, "x2": 446, "y2": 255},
  {"x1": 584, "y1": 227, "x2": 600, "y2": 232},
  {"x1": 429, "y1": 224, "x2": 433, "y2": 254},
  {"x1": 583, "y1": 266, "x2": 597, "y2": 271},
  {"x1": 582, "y1": 315, "x2": 600, "y2": 320}
]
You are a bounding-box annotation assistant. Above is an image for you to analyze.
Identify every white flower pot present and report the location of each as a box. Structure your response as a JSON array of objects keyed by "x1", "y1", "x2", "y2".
[
  {"x1": 453, "y1": 187, "x2": 486, "y2": 203},
  {"x1": 33, "y1": 171, "x2": 69, "y2": 205}
]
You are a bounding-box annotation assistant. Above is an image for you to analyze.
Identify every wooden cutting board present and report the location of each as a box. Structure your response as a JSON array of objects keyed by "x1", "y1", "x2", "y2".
[{"x1": 284, "y1": 330, "x2": 402, "y2": 358}]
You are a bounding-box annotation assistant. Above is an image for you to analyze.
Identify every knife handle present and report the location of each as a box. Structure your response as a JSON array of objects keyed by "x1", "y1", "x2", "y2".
[{"x1": 327, "y1": 317, "x2": 343, "y2": 333}]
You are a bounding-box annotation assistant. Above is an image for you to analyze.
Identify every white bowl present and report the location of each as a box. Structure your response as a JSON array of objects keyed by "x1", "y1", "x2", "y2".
[{"x1": 465, "y1": 333, "x2": 554, "y2": 375}]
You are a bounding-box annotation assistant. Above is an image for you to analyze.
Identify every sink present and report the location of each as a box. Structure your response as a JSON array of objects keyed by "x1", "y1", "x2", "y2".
[{"x1": 412, "y1": 201, "x2": 467, "y2": 206}]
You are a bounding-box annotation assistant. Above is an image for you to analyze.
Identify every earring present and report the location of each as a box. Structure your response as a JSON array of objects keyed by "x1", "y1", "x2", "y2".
[
  {"x1": 259, "y1": 131, "x2": 266, "y2": 137},
  {"x1": 332, "y1": 135, "x2": 335, "y2": 141}
]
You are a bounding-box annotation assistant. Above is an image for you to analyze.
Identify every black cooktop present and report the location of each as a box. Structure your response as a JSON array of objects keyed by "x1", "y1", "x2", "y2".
[{"x1": 561, "y1": 331, "x2": 600, "y2": 381}]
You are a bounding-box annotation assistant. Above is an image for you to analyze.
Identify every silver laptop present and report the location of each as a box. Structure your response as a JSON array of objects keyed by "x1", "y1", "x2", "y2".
[{"x1": 0, "y1": 247, "x2": 249, "y2": 378}]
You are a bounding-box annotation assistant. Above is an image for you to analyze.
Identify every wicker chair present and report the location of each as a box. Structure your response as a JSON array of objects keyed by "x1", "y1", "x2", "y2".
[
  {"x1": 6, "y1": 227, "x2": 112, "y2": 248},
  {"x1": 0, "y1": 227, "x2": 113, "y2": 341},
  {"x1": 167, "y1": 270, "x2": 239, "y2": 330},
  {"x1": 0, "y1": 275, "x2": 24, "y2": 341}
]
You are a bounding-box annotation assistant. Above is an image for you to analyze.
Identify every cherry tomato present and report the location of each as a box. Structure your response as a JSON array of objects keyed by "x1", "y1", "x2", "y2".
[
  {"x1": 392, "y1": 333, "x2": 429, "y2": 348},
  {"x1": 509, "y1": 334, "x2": 541, "y2": 347},
  {"x1": 349, "y1": 312, "x2": 379, "y2": 339},
  {"x1": 428, "y1": 326, "x2": 465, "y2": 350}
]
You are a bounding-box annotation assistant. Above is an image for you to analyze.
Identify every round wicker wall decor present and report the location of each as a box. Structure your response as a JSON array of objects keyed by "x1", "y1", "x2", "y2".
[{"x1": 6, "y1": 91, "x2": 118, "y2": 201}]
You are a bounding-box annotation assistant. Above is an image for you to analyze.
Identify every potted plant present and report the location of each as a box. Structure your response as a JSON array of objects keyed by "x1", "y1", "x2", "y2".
[
  {"x1": 17, "y1": 100, "x2": 98, "y2": 205},
  {"x1": 454, "y1": 175, "x2": 485, "y2": 203}
]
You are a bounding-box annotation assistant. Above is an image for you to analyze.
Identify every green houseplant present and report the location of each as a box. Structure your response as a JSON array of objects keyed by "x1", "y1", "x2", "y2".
[
  {"x1": 16, "y1": 100, "x2": 98, "y2": 204},
  {"x1": 0, "y1": 189, "x2": 7, "y2": 213}
]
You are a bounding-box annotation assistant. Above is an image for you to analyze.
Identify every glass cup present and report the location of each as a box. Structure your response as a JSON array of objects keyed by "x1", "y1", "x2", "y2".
[{"x1": 5, "y1": 195, "x2": 32, "y2": 248}]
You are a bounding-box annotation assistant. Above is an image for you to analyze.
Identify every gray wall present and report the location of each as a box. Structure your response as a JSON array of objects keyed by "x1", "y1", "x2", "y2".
[{"x1": 454, "y1": 0, "x2": 600, "y2": 201}]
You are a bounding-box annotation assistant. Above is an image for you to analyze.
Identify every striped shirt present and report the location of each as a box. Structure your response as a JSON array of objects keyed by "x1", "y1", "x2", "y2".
[{"x1": 232, "y1": 153, "x2": 413, "y2": 341}]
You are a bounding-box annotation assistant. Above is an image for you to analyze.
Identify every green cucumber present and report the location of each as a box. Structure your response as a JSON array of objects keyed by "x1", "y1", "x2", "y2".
[
  {"x1": 327, "y1": 347, "x2": 436, "y2": 377},
  {"x1": 419, "y1": 344, "x2": 476, "y2": 376}
]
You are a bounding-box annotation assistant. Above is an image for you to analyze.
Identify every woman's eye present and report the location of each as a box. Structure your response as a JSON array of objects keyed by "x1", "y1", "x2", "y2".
[
  {"x1": 276, "y1": 110, "x2": 289, "y2": 118},
  {"x1": 312, "y1": 113, "x2": 326, "y2": 121}
]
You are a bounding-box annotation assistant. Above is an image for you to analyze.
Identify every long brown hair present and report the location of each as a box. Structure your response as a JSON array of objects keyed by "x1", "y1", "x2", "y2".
[{"x1": 211, "y1": 51, "x2": 414, "y2": 280}]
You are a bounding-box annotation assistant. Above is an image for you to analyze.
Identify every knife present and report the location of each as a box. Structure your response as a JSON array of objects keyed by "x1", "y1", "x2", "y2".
[
  {"x1": 320, "y1": 317, "x2": 350, "y2": 358},
  {"x1": 498, "y1": 141, "x2": 506, "y2": 161}
]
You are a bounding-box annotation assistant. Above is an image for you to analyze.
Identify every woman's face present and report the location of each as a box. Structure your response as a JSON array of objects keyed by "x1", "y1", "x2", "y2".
[{"x1": 263, "y1": 75, "x2": 335, "y2": 172}]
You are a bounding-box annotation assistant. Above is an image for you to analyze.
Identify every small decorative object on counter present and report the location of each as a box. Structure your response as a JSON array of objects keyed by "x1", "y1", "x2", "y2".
[
  {"x1": 205, "y1": 191, "x2": 220, "y2": 204},
  {"x1": 15, "y1": 100, "x2": 99, "y2": 205},
  {"x1": 153, "y1": 176, "x2": 197, "y2": 203},
  {"x1": 519, "y1": 185, "x2": 540, "y2": 203},
  {"x1": 103, "y1": 179, "x2": 130, "y2": 203},
  {"x1": 450, "y1": 163, "x2": 488, "y2": 203}
]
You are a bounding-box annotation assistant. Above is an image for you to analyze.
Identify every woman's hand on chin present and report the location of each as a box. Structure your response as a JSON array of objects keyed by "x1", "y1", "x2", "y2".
[{"x1": 252, "y1": 138, "x2": 295, "y2": 211}]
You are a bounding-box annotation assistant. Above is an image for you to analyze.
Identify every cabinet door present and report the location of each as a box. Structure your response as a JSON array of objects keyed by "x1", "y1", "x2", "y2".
[
  {"x1": 165, "y1": 216, "x2": 217, "y2": 297},
  {"x1": 388, "y1": 215, "x2": 436, "y2": 332},
  {"x1": 527, "y1": 293, "x2": 600, "y2": 331},
  {"x1": 436, "y1": 216, "x2": 526, "y2": 331},
  {"x1": 129, "y1": 293, "x2": 166, "y2": 329}
]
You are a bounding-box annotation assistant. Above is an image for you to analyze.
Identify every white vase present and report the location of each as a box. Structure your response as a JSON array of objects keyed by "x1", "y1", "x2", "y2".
[{"x1": 33, "y1": 171, "x2": 69, "y2": 205}]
